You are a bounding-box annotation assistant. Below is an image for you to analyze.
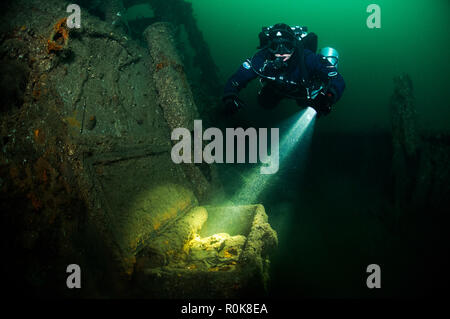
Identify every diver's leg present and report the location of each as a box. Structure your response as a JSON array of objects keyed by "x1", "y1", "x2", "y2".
[{"x1": 257, "y1": 84, "x2": 283, "y2": 109}]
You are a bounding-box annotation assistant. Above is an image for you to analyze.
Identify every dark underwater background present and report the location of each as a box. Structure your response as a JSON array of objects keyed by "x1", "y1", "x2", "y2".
[
  {"x1": 190, "y1": 0, "x2": 450, "y2": 298},
  {"x1": 0, "y1": 0, "x2": 449, "y2": 299}
]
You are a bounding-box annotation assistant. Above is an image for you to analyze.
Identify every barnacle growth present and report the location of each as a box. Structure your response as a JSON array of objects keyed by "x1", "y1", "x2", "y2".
[{"x1": 47, "y1": 17, "x2": 69, "y2": 53}]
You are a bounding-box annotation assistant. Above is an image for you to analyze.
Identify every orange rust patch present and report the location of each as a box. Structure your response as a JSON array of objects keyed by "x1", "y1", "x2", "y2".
[
  {"x1": 34, "y1": 128, "x2": 46, "y2": 144},
  {"x1": 153, "y1": 220, "x2": 161, "y2": 230},
  {"x1": 47, "y1": 17, "x2": 69, "y2": 53},
  {"x1": 155, "y1": 61, "x2": 168, "y2": 71},
  {"x1": 47, "y1": 39, "x2": 64, "y2": 53}
]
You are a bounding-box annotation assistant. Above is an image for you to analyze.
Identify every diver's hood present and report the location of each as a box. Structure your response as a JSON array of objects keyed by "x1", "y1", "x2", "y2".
[{"x1": 267, "y1": 24, "x2": 298, "y2": 55}]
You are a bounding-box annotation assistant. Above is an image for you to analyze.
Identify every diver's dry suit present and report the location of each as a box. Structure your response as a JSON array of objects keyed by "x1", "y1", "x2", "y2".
[{"x1": 222, "y1": 23, "x2": 345, "y2": 117}]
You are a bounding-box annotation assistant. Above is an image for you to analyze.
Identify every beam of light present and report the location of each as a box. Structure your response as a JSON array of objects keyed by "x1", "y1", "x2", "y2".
[{"x1": 231, "y1": 107, "x2": 317, "y2": 204}]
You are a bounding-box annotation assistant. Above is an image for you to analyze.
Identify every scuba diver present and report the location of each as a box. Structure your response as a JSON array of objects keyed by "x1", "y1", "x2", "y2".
[{"x1": 222, "y1": 23, "x2": 345, "y2": 117}]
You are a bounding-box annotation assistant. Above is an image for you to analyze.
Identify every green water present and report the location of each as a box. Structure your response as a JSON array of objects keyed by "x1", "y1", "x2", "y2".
[
  {"x1": 187, "y1": 0, "x2": 450, "y2": 298},
  {"x1": 188, "y1": 0, "x2": 450, "y2": 133}
]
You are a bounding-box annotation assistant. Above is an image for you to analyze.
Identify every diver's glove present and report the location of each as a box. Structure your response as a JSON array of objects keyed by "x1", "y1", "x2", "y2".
[
  {"x1": 313, "y1": 90, "x2": 335, "y2": 117},
  {"x1": 222, "y1": 94, "x2": 245, "y2": 115}
]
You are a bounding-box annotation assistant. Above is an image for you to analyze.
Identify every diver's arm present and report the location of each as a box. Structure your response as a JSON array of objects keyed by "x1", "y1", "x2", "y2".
[
  {"x1": 326, "y1": 73, "x2": 345, "y2": 103},
  {"x1": 222, "y1": 67, "x2": 256, "y2": 114},
  {"x1": 305, "y1": 50, "x2": 346, "y2": 103},
  {"x1": 223, "y1": 67, "x2": 256, "y2": 97},
  {"x1": 223, "y1": 50, "x2": 266, "y2": 98}
]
